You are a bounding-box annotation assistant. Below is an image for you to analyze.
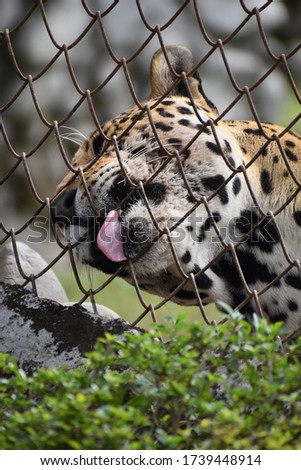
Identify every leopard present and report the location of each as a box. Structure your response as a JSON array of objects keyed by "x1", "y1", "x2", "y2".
[{"x1": 51, "y1": 45, "x2": 301, "y2": 333}]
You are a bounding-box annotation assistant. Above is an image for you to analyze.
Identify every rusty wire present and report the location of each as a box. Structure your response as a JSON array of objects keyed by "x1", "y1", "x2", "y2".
[{"x1": 1, "y1": 0, "x2": 301, "y2": 344}]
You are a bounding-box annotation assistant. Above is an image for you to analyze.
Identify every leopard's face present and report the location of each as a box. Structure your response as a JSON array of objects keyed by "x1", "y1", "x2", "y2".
[
  {"x1": 52, "y1": 46, "x2": 301, "y2": 331},
  {"x1": 53, "y1": 93, "x2": 242, "y2": 304}
]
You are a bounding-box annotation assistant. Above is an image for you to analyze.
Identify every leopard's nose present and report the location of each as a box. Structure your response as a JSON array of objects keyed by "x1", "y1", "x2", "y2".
[
  {"x1": 122, "y1": 216, "x2": 151, "y2": 259},
  {"x1": 50, "y1": 189, "x2": 77, "y2": 226}
]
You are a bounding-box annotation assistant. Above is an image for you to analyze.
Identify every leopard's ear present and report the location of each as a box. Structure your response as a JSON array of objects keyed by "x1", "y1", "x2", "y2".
[{"x1": 150, "y1": 45, "x2": 218, "y2": 115}]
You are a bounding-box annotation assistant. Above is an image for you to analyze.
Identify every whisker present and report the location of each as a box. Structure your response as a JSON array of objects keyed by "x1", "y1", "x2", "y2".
[
  {"x1": 130, "y1": 141, "x2": 182, "y2": 163},
  {"x1": 126, "y1": 138, "x2": 157, "y2": 161},
  {"x1": 60, "y1": 125, "x2": 87, "y2": 141},
  {"x1": 145, "y1": 155, "x2": 171, "y2": 165},
  {"x1": 60, "y1": 135, "x2": 84, "y2": 146},
  {"x1": 61, "y1": 133, "x2": 85, "y2": 144}
]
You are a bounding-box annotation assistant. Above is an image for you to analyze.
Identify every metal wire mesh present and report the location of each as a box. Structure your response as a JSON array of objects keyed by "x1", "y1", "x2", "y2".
[{"x1": 1, "y1": 0, "x2": 301, "y2": 341}]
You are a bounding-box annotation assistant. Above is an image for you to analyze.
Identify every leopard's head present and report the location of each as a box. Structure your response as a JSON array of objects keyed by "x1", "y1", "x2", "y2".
[{"x1": 51, "y1": 46, "x2": 241, "y2": 304}]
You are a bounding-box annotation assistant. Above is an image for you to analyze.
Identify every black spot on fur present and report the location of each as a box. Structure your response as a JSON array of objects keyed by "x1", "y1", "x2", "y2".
[
  {"x1": 285, "y1": 140, "x2": 296, "y2": 148},
  {"x1": 192, "y1": 265, "x2": 213, "y2": 290},
  {"x1": 130, "y1": 113, "x2": 145, "y2": 123},
  {"x1": 202, "y1": 174, "x2": 225, "y2": 191},
  {"x1": 202, "y1": 175, "x2": 228, "y2": 204},
  {"x1": 260, "y1": 146, "x2": 268, "y2": 157},
  {"x1": 181, "y1": 250, "x2": 191, "y2": 264},
  {"x1": 198, "y1": 212, "x2": 221, "y2": 242},
  {"x1": 212, "y1": 211, "x2": 222, "y2": 224},
  {"x1": 182, "y1": 149, "x2": 191, "y2": 159},
  {"x1": 119, "y1": 116, "x2": 129, "y2": 124},
  {"x1": 210, "y1": 262, "x2": 222, "y2": 277},
  {"x1": 235, "y1": 210, "x2": 279, "y2": 253},
  {"x1": 168, "y1": 137, "x2": 182, "y2": 146},
  {"x1": 178, "y1": 118, "x2": 192, "y2": 128},
  {"x1": 260, "y1": 219, "x2": 280, "y2": 246},
  {"x1": 155, "y1": 122, "x2": 173, "y2": 132},
  {"x1": 285, "y1": 273, "x2": 301, "y2": 290},
  {"x1": 213, "y1": 256, "x2": 240, "y2": 286},
  {"x1": 224, "y1": 140, "x2": 232, "y2": 152},
  {"x1": 198, "y1": 226, "x2": 209, "y2": 243},
  {"x1": 172, "y1": 288, "x2": 196, "y2": 300},
  {"x1": 110, "y1": 178, "x2": 165, "y2": 207},
  {"x1": 230, "y1": 292, "x2": 247, "y2": 308},
  {"x1": 294, "y1": 210, "x2": 301, "y2": 226},
  {"x1": 195, "y1": 124, "x2": 211, "y2": 135},
  {"x1": 238, "y1": 250, "x2": 277, "y2": 284},
  {"x1": 218, "y1": 187, "x2": 229, "y2": 205},
  {"x1": 144, "y1": 183, "x2": 166, "y2": 204},
  {"x1": 244, "y1": 128, "x2": 264, "y2": 136},
  {"x1": 110, "y1": 175, "x2": 135, "y2": 206},
  {"x1": 285, "y1": 148, "x2": 298, "y2": 162},
  {"x1": 206, "y1": 141, "x2": 222, "y2": 155},
  {"x1": 162, "y1": 100, "x2": 175, "y2": 106},
  {"x1": 260, "y1": 169, "x2": 273, "y2": 194},
  {"x1": 177, "y1": 106, "x2": 193, "y2": 115},
  {"x1": 217, "y1": 249, "x2": 277, "y2": 286},
  {"x1": 232, "y1": 177, "x2": 241, "y2": 196},
  {"x1": 196, "y1": 273, "x2": 213, "y2": 290},
  {"x1": 288, "y1": 300, "x2": 298, "y2": 311},
  {"x1": 190, "y1": 183, "x2": 202, "y2": 195},
  {"x1": 228, "y1": 156, "x2": 236, "y2": 167},
  {"x1": 156, "y1": 107, "x2": 175, "y2": 118},
  {"x1": 273, "y1": 155, "x2": 279, "y2": 164},
  {"x1": 272, "y1": 312, "x2": 288, "y2": 323}
]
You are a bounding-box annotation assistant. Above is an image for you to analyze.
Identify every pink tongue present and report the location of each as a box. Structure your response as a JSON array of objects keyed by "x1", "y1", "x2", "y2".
[{"x1": 96, "y1": 210, "x2": 127, "y2": 263}]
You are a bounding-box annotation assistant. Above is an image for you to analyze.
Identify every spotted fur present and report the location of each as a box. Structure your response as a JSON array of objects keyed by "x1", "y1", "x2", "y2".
[{"x1": 52, "y1": 46, "x2": 301, "y2": 332}]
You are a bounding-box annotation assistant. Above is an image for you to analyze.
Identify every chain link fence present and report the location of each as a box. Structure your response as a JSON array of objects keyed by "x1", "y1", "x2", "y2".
[{"x1": 1, "y1": 0, "x2": 301, "y2": 340}]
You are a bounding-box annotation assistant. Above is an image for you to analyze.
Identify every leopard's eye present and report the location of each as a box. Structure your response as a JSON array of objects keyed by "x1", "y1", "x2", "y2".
[{"x1": 92, "y1": 134, "x2": 104, "y2": 157}]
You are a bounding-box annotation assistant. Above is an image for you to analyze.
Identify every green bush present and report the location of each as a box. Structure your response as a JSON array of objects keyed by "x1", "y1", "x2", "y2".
[{"x1": 0, "y1": 312, "x2": 301, "y2": 450}]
